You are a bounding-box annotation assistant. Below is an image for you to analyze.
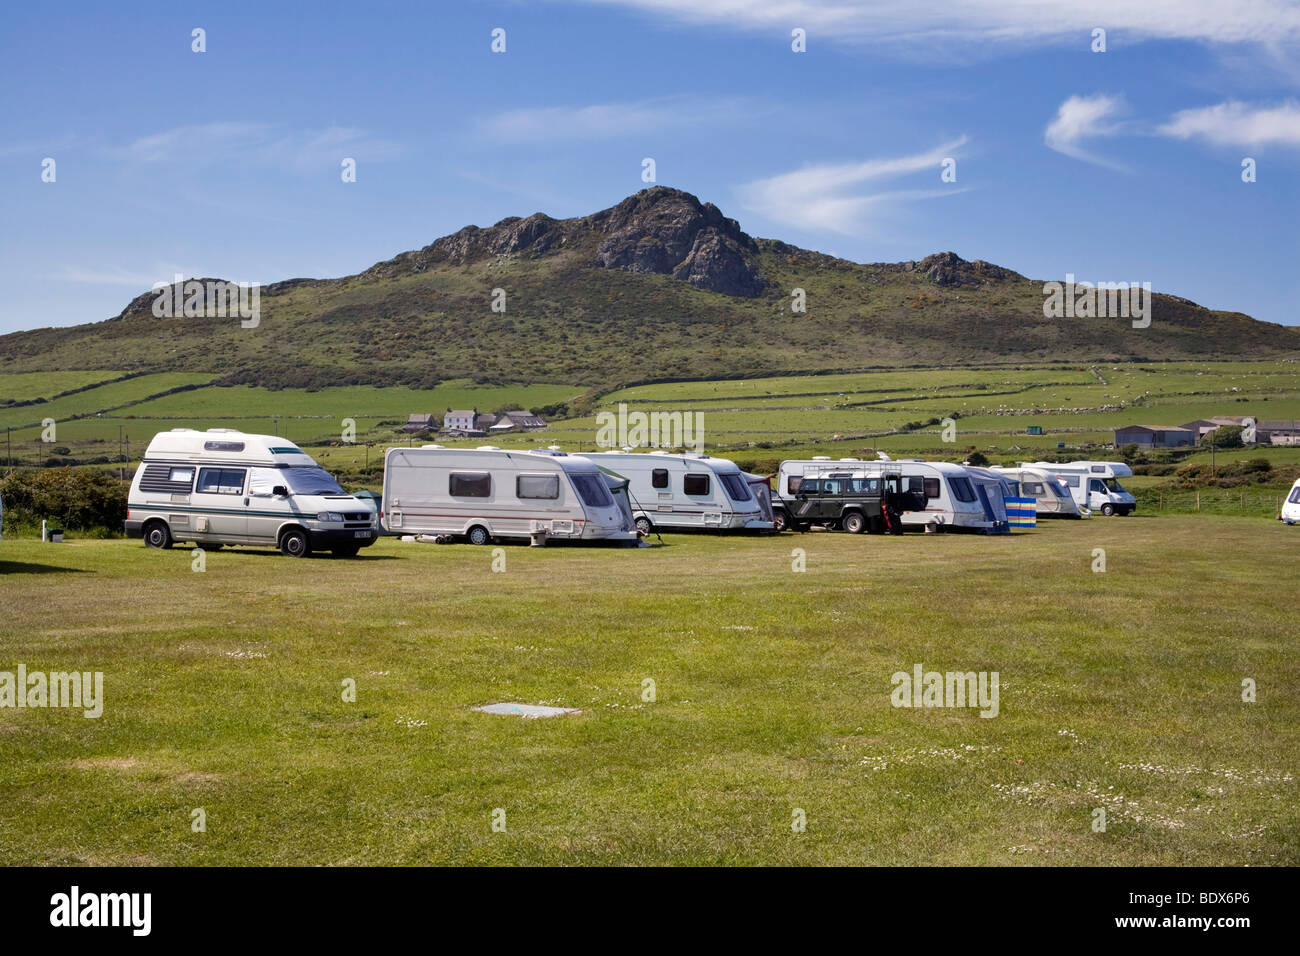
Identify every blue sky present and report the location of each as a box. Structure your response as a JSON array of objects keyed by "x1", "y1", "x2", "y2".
[{"x1": 1, "y1": 0, "x2": 1298, "y2": 333}]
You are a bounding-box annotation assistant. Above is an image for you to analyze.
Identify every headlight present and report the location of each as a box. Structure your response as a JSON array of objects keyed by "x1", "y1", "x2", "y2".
[{"x1": 317, "y1": 512, "x2": 344, "y2": 522}]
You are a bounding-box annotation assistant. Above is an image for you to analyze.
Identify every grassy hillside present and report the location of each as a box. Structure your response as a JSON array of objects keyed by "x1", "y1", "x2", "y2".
[{"x1": 1, "y1": 189, "x2": 1296, "y2": 390}]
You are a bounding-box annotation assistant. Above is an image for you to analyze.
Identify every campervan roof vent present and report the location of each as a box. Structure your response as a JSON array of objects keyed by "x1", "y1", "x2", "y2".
[
  {"x1": 170, "y1": 428, "x2": 197, "y2": 432},
  {"x1": 649, "y1": 450, "x2": 670, "y2": 456},
  {"x1": 476, "y1": 445, "x2": 500, "y2": 451},
  {"x1": 205, "y1": 428, "x2": 239, "y2": 433},
  {"x1": 421, "y1": 444, "x2": 445, "y2": 449},
  {"x1": 812, "y1": 456, "x2": 831, "y2": 461}
]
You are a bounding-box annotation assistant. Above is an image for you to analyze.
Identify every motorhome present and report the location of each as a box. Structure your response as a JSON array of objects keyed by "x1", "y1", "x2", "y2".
[
  {"x1": 1281, "y1": 478, "x2": 1300, "y2": 525},
  {"x1": 587, "y1": 451, "x2": 773, "y2": 534},
  {"x1": 380, "y1": 446, "x2": 637, "y2": 545},
  {"x1": 126, "y1": 429, "x2": 378, "y2": 557},
  {"x1": 775, "y1": 458, "x2": 999, "y2": 533},
  {"x1": 991, "y1": 466, "x2": 1083, "y2": 518},
  {"x1": 1024, "y1": 461, "x2": 1136, "y2": 516}
]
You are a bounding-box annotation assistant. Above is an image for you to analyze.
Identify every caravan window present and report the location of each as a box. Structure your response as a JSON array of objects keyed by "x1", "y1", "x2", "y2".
[
  {"x1": 949, "y1": 477, "x2": 977, "y2": 503},
  {"x1": 651, "y1": 468, "x2": 669, "y2": 489},
  {"x1": 168, "y1": 467, "x2": 195, "y2": 485},
  {"x1": 923, "y1": 477, "x2": 941, "y2": 499},
  {"x1": 683, "y1": 473, "x2": 710, "y2": 495},
  {"x1": 197, "y1": 467, "x2": 245, "y2": 495},
  {"x1": 1289, "y1": 486, "x2": 1300, "y2": 504},
  {"x1": 719, "y1": 473, "x2": 752, "y2": 502},
  {"x1": 450, "y1": 473, "x2": 491, "y2": 498},
  {"x1": 517, "y1": 474, "x2": 560, "y2": 499},
  {"x1": 570, "y1": 473, "x2": 613, "y2": 508},
  {"x1": 282, "y1": 467, "x2": 344, "y2": 495},
  {"x1": 1060, "y1": 475, "x2": 1080, "y2": 488},
  {"x1": 1023, "y1": 481, "x2": 1045, "y2": 496}
]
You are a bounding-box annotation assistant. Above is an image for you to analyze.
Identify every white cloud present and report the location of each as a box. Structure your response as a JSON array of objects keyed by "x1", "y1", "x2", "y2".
[
  {"x1": 1044, "y1": 94, "x2": 1128, "y2": 169},
  {"x1": 1157, "y1": 100, "x2": 1300, "y2": 147},
  {"x1": 574, "y1": 0, "x2": 1300, "y2": 51},
  {"x1": 737, "y1": 137, "x2": 967, "y2": 235},
  {"x1": 478, "y1": 97, "x2": 748, "y2": 142},
  {"x1": 107, "y1": 123, "x2": 400, "y2": 170}
]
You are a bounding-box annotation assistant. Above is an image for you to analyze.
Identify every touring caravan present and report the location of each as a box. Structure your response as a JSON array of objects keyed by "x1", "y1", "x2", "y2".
[
  {"x1": 125, "y1": 429, "x2": 379, "y2": 557},
  {"x1": 380, "y1": 446, "x2": 637, "y2": 545},
  {"x1": 587, "y1": 451, "x2": 773, "y2": 534},
  {"x1": 775, "y1": 458, "x2": 999, "y2": 533},
  {"x1": 1024, "y1": 461, "x2": 1136, "y2": 516},
  {"x1": 1281, "y1": 478, "x2": 1300, "y2": 525},
  {"x1": 991, "y1": 466, "x2": 1083, "y2": 518}
]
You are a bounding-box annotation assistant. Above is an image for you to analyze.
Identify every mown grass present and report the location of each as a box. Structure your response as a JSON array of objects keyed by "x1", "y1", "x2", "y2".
[{"x1": 0, "y1": 515, "x2": 1296, "y2": 865}]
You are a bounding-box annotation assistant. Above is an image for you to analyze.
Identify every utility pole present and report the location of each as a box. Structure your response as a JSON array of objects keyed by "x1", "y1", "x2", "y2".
[{"x1": 1211, "y1": 430, "x2": 1216, "y2": 478}]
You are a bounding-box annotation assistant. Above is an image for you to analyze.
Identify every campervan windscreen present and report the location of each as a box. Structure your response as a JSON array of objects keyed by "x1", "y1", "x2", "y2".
[
  {"x1": 718, "y1": 473, "x2": 753, "y2": 502},
  {"x1": 281, "y1": 467, "x2": 346, "y2": 495},
  {"x1": 1101, "y1": 477, "x2": 1128, "y2": 493},
  {"x1": 570, "y1": 473, "x2": 614, "y2": 508}
]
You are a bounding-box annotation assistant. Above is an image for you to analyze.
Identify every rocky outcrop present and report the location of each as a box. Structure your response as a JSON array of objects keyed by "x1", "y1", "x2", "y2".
[{"x1": 365, "y1": 186, "x2": 766, "y2": 297}]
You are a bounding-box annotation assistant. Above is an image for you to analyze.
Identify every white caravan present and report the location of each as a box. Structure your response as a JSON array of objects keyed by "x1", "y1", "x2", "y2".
[
  {"x1": 126, "y1": 429, "x2": 378, "y2": 557},
  {"x1": 777, "y1": 457, "x2": 998, "y2": 533},
  {"x1": 1281, "y1": 478, "x2": 1300, "y2": 525},
  {"x1": 1024, "y1": 461, "x2": 1136, "y2": 516},
  {"x1": 380, "y1": 446, "x2": 637, "y2": 545},
  {"x1": 587, "y1": 451, "x2": 773, "y2": 534},
  {"x1": 991, "y1": 466, "x2": 1083, "y2": 518}
]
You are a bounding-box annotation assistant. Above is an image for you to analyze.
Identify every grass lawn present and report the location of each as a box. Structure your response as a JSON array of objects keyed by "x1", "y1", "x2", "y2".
[{"x1": 1, "y1": 517, "x2": 1296, "y2": 866}]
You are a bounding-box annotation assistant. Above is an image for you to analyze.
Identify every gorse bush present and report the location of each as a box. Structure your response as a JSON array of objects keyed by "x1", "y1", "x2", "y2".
[{"x1": 0, "y1": 468, "x2": 128, "y2": 535}]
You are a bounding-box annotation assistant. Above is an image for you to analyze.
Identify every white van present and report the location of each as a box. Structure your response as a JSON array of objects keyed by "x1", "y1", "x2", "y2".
[
  {"x1": 1281, "y1": 478, "x2": 1300, "y2": 524},
  {"x1": 381, "y1": 446, "x2": 637, "y2": 545},
  {"x1": 126, "y1": 429, "x2": 378, "y2": 557},
  {"x1": 1025, "y1": 461, "x2": 1136, "y2": 516},
  {"x1": 777, "y1": 458, "x2": 998, "y2": 533},
  {"x1": 588, "y1": 451, "x2": 773, "y2": 535},
  {"x1": 991, "y1": 466, "x2": 1083, "y2": 518}
]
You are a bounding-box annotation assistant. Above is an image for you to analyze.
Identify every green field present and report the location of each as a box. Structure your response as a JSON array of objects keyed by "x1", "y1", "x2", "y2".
[
  {"x1": 4, "y1": 362, "x2": 1298, "y2": 468},
  {"x1": 0, "y1": 516, "x2": 1295, "y2": 865}
]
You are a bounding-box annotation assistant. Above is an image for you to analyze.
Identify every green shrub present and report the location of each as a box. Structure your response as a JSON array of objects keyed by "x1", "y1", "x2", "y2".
[{"x1": 0, "y1": 468, "x2": 128, "y2": 536}]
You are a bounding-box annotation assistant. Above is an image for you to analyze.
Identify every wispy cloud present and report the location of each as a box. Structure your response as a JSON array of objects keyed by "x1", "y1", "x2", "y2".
[
  {"x1": 106, "y1": 123, "x2": 401, "y2": 171},
  {"x1": 574, "y1": 0, "x2": 1300, "y2": 51},
  {"x1": 1157, "y1": 100, "x2": 1300, "y2": 147},
  {"x1": 1044, "y1": 94, "x2": 1128, "y2": 169},
  {"x1": 477, "y1": 97, "x2": 749, "y2": 142},
  {"x1": 737, "y1": 137, "x2": 967, "y2": 235}
]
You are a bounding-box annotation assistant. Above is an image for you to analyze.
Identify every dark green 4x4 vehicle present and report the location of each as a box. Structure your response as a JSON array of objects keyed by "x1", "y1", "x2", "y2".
[{"x1": 772, "y1": 474, "x2": 916, "y2": 534}]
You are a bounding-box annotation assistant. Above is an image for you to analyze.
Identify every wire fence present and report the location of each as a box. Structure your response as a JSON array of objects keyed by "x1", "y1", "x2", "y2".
[{"x1": 1133, "y1": 488, "x2": 1289, "y2": 518}]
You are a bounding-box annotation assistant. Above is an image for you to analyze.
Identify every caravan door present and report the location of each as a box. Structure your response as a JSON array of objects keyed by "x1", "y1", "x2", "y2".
[{"x1": 194, "y1": 465, "x2": 249, "y2": 541}]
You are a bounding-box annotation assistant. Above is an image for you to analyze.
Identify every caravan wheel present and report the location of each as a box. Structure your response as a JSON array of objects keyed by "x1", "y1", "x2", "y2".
[
  {"x1": 143, "y1": 520, "x2": 172, "y2": 549},
  {"x1": 772, "y1": 509, "x2": 790, "y2": 533},
  {"x1": 279, "y1": 528, "x2": 310, "y2": 558},
  {"x1": 634, "y1": 516, "x2": 653, "y2": 536},
  {"x1": 467, "y1": 525, "x2": 492, "y2": 546}
]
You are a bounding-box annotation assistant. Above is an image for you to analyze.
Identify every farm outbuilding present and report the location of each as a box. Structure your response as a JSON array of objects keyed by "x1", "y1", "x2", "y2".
[{"x1": 1114, "y1": 425, "x2": 1196, "y2": 448}]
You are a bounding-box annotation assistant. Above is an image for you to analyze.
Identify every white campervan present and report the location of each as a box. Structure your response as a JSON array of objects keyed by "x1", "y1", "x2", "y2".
[
  {"x1": 991, "y1": 466, "x2": 1083, "y2": 518},
  {"x1": 380, "y1": 446, "x2": 637, "y2": 545},
  {"x1": 1281, "y1": 478, "x2": 1300, "y2": 525},
  {"x1": 126, "y1": 429, "x2": 378, "y2": 557},
  {"x1": 1025, "y1": 461, "x2": 1136, "y2": 516},
  {"x1": 588, "y1": 451, "x2": 773, "y2": 535},
  {"x1": 776, "y1": 458, "x2": 999, "y2": 533}
]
